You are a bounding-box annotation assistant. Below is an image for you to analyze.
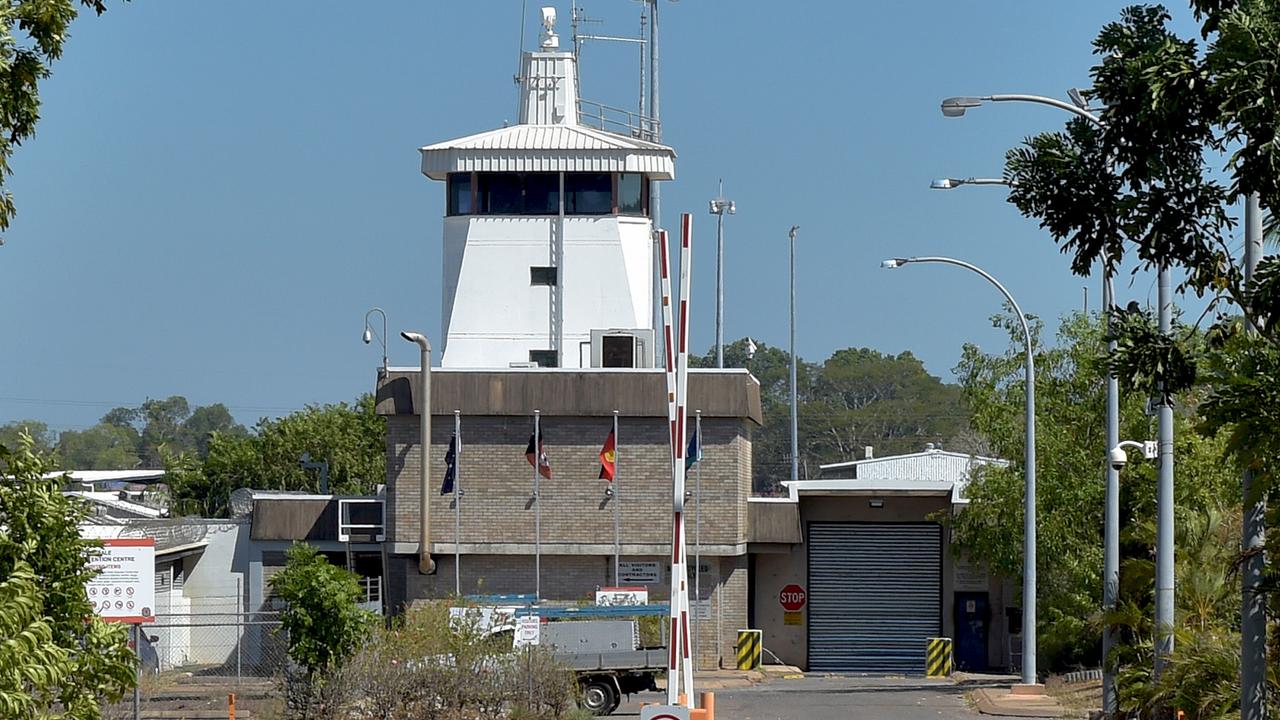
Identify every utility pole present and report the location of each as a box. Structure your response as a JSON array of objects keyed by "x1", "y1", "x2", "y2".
[
  {"x1": 1242, "y1": 191, "x2": 1267, "y2": 720},
  {"x1": 789, "y1": 225, "x2": 799, "y2": 483},
  {"x1": 1102, "y1": 271, "x2": 1120, "y2": 717},
  {"x1": 1154, "y1": 264, "x2": 1175, "y2": 673}
]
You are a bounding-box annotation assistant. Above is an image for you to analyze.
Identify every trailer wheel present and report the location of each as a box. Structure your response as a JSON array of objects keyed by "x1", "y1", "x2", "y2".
[{"x1": 580, "y1": 677, "x2": 619, "y2": 716}]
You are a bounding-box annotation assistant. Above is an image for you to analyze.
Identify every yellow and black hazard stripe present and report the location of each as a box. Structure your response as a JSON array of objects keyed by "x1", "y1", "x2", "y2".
[
  {"x1": 926, "y1": 637, "x2": 953, "y2": 677},
  {"x1": 736, "y1": 629, "x2": 762, "y2": 670}
]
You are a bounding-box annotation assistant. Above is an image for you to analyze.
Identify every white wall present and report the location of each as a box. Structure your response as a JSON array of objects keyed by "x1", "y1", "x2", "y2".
[{"x1": 441, "y1": 214, "x2": 654, "y2": 368}]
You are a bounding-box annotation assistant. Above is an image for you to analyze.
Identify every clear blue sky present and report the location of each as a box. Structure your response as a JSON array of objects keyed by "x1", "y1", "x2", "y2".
[{"x1": 0, "y1": 1, "x2": 1217, "y2": 432}]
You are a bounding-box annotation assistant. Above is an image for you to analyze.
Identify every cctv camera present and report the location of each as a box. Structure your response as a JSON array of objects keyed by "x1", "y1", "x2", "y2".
[
  {"x1": 745, "y1": 337, "x2": 758, "y2": 360},
  {"x1": 1109, "y1": 446, "x2": 1128, "y2": 470}
]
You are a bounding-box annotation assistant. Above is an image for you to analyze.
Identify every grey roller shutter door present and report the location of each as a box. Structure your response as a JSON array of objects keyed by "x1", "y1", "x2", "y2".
[{"x1": 808, "y1": 523, "x2": 941, "y2": 672}]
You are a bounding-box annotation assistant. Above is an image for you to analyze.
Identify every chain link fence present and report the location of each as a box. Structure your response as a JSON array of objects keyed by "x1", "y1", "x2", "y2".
[{"x1": 145, "y1": 609, "x2": 287, "y2": 679}]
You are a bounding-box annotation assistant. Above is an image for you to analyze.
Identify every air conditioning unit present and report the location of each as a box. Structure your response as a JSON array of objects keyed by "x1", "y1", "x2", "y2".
[
  {"x1": 590, "y1": 329, "x2": 655, "y2": 368},
  {"x1": 337, "y1": 498, "x2": 385, "y2": 543}
]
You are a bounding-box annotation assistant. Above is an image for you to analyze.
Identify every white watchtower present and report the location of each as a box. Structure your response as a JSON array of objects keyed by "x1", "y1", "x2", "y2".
[{"x1": 419, "y1": 8, "x2": 675, "y2": 369}]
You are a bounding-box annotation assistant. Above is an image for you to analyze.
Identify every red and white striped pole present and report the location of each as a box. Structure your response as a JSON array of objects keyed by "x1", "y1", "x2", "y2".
[{"x1": 660, "y1": 216, "x2": 696, "y2": 706}]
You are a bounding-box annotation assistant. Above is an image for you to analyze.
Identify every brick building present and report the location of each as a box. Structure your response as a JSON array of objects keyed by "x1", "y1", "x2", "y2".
[{"x1": 375, "y1": 367, "x2": 762, "y2": 668}]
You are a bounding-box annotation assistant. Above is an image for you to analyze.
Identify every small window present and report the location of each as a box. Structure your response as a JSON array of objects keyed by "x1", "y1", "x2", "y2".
[
  {"x1": 618, "y1": 173, "x2": 645, "y2": 215},
  {"x1": 530, "y1": 266, "x2": 558, "y2": 286},
  {"x1": 529, "y1": 350, "x2": 559, "y2": 368},
  {"x1": 447, "y1": 173, "x2": 473, "y2": 215}
]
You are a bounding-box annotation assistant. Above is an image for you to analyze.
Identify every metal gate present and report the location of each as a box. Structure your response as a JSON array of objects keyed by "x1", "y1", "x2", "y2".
[{"x1": 807, "y1": 522, "x2": 942, "y2": 672}]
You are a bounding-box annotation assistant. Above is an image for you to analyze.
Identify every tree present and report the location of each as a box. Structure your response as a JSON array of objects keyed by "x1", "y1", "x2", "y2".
[
  {"x1": 0, "y1": 419, "x2": 54, "y2": 460},
  {"x1": 951, "y1": 312, "x2": 1237, "y2": 671},
  {"x1": 0, "y1": 434, "x2": 136, "y2": 717},
  {"x1": 997, "y1": 0, "x2": 1280, "y2": 702},
  {"x1": 0, "y1": 0, "x2": 118, "y2": 236},
  {"x1": 694, "y1": 338, "x2": 967, "y2": 492},
  {"x1": 181, "y1": 403, "x2": 248, "y2": 458},
  {"x1": 270, "y1": 543, "x2": 375, "y2": 678},
  {"x1": 55, "y1": 422, "x2": 140, "y2": 470},
  {"x1": 167, "y1": 395, "x2": 385, "y2": 517}
]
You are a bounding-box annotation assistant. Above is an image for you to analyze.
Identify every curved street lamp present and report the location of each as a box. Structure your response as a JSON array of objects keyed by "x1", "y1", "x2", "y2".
[
  {"x1": 930, "y1": 177, "x2": 1012, "y2": 190},
  {"x1": 363, "y1": 307, "x2": 389, "y2": 377},
  {"x1": 882, "y1": 255, "x2": 1038, "y2": 688}
]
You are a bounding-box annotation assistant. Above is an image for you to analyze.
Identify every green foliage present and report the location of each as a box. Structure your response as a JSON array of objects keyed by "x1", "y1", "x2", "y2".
[
  {"x1": 0, "y1": 434, "x2": 136, "y2": 718},
  {"x1": 0, "y1": 0, "x2": 116, "y2": 235},
  {"x1": 694, "y1": 338, "x2": 966, "y2": 491},
  {"x1": 0, "y1": 419, "x2": 54, "y2": 461},
  {"x1": 56, "y1": 423, "x2": 141, "y2": 470},
  {"x1": 166, "y1": 395, "x2": 384, "y2": 517},
  {"x1": 951, "y1": 312, "x2": 1237, "y2": 671},
  {"x1": 269, "y1": 543, "x2": 375, "y2": 678}
]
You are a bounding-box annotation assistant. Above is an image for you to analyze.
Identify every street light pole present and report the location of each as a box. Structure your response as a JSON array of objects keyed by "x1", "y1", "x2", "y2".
[
  {"x1": 401, "y1": 331, "x2": 436, "y2": 575},
  {"x1": 709, "y1": 181, "x2": 736, "y2": 368},
  {"x1": 363, "y1": 308, "x2": 389, "y2": 377},
  {"x1": 1242, "y1": 191, "x2": 1267, "y2": 720},
  {"x1": 788, "y1": 226, "x2": 799, "y2": 484},
  {"x1": 1154, "y1": 264, "x2": 1175, "y2": 672},
  {"x1": 883, "y1": 255, "x2": 1037, "y2": 687}
]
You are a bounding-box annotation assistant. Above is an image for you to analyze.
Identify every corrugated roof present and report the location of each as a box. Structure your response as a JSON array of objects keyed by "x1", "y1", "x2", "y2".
[{"x1": 419, "y1": 124, "x2": 676, "y2": 181}]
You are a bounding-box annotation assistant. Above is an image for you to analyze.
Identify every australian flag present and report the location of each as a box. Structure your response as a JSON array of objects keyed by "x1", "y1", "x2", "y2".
[{"x1": 441, "y1": 433, "x2": 457, "y2": 495}]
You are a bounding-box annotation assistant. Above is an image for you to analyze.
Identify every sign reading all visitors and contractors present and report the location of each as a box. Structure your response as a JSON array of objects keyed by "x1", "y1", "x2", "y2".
[
  {"x1": 87, "y1": 538, "x2": 156, "y2": 623},
  {"x1": 779, "y1": 583, "x2": 807, "y2": 612},
  {"x1": 618, "y1": 561, "x2": 661, "y2": 584},
  {"x1": 640, "y1": 706, "x2": 690, "y2": 720},
  {"x1": 596, "y1": 586, "x2": 649, "y2": 606},
  {"x1": 783, "y1": 611, "x2": 803, "y2": 626}
]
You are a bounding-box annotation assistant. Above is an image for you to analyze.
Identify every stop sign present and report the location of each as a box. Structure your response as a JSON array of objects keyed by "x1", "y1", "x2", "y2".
[{"x1": 779, "y1": 584, "x2": 807, "y2": 611}]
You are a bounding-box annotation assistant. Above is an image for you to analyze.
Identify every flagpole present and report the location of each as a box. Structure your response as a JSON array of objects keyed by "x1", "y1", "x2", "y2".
[
  {"x1": 534, "y1": 409, "x2": 542, "y2": 603},
  {"x1": 613, "y1": 409, "x2": 620, "y2": 585},
  {"x1": 454, "y1": 410, "x2": 461, "y2": 597},
  {"x1": 694, "y1": 409, "x2": 702, "y2": 671}
]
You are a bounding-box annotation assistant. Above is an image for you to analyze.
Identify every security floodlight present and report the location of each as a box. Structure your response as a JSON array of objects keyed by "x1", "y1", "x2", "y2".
[
  {"x1": 541, "y1": 6, "x2": 556, "y2": 31},
  {"x1": 931, "y1": 178, "x2": 957, "y2": 190},
  {"x1": 1068, "y1": 87, "x2": 1088, "y2": 110},
  {"x1": 941, "y1": 96, "x2": 985, "y2": 117},
  {"x1": 881, "y1": 258, "x2": 909, "y2": 269}
]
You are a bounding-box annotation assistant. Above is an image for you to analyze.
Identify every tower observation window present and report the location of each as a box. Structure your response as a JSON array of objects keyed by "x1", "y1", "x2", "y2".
[
  {"x1": 447, "y1": 173, "x2": 473, "y2": 215},
  {"x1": 618, "y1": 173, "x2": 646, "y2": 215},
  {"x1": 460, "y1": 172, "x2": 648, "y2": 216},
  {"x1": 565, "y1": 173, "x2": 612, "y2": 215}
]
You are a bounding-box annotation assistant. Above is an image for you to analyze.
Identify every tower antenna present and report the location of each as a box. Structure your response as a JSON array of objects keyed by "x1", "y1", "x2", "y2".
[{"x1": 514, "y1": 0, "x2": 528, "y2": 96}]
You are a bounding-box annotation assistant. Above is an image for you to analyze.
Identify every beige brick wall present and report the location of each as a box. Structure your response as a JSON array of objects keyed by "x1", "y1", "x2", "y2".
[{"x1": 386, "y1": 414, "x2": 751, "y2": 548}]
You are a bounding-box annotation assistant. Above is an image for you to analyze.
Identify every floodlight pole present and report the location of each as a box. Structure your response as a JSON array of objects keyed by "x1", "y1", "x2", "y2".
[{"x1": 1242, "y1": 191, "x2": 1266, "y2": 720}]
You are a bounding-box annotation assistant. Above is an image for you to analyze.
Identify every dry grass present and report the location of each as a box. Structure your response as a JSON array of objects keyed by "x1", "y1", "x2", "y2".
[{"x1": 1045, "y1": 675, "x2": 1102, "y2": 719}]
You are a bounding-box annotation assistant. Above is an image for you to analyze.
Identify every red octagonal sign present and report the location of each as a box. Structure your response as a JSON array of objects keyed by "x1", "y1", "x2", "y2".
[{"x1": 779, "y1": 584, "x2": 807, "y2": 611}]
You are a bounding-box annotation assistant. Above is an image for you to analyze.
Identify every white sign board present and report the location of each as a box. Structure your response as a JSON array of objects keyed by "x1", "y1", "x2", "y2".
[
  {"x1": 87, "y1": 538, "x2": 156, "y2": 623},
  {"x1": 596, "y1": 586, "x2": 649, "y2": 606},
  {"x1": 692, "y1": 598, "x2": 713, "y2": 621},
  {"x1": 514, "y1": 615, "x2": 541, "y2": 647},
  {"x1": 618, "y1": 561, "x2": 661, "y2": 584},
  {"x1": 640, "y1": 706, "x2": 691, "y2": 720}
]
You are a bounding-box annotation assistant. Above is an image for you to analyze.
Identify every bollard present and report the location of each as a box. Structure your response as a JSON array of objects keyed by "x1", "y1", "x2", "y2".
[
  {"x1": 925, "y1": 637, "x2": 953, "y2": 678},
  {"x1": 228, "y1": 692, "x2": 236, "y2": 720},
  {"x1": 736, "y1": 629, "x2": 762, "y2": 670},
  {"x1": 701, "y1": 691, "x2": 715, "y2": 720}
]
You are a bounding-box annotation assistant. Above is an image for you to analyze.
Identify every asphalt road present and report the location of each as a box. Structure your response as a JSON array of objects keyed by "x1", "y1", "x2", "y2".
[{"x1": 615, "y1": 676, "x2": 974, "y2": 720}]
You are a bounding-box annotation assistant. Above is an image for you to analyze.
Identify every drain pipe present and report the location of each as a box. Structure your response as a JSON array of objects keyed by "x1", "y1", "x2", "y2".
[{"x1": 401, "y1": 331, "x2": 436, "y2": 575}]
